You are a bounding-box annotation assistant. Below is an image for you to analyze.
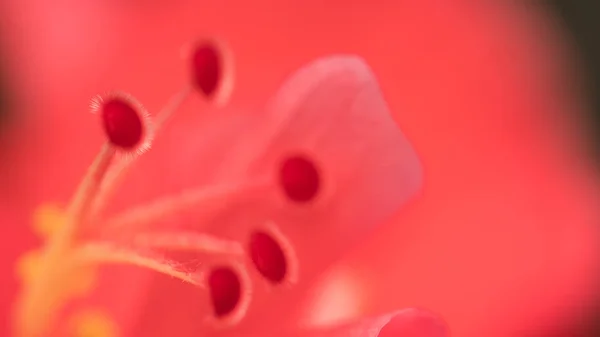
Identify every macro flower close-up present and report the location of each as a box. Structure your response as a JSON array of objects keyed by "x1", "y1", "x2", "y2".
[{"x1": 0, "y1": 1, "x2": 598, "y2": 337}]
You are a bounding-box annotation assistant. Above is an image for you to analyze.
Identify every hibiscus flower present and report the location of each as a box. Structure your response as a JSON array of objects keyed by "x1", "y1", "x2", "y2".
[{"x1": 0, "y1": 1, "x2": 598, "y2": 337}]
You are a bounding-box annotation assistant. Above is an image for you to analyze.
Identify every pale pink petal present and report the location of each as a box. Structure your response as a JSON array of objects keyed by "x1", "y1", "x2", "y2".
[{"x1": 229, "y1": 55, "x2": 421, "y2": 329}]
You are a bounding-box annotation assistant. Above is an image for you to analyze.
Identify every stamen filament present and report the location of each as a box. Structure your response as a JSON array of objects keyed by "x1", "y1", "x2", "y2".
[
  {"x1": 74, "y1": 242, "x2": 201, "y2": 287},
  {"x1": 131, "y1": 232, "x2": 244, "y2": 256},
  {"x1": 101, "y1": 179, "x2": 269, "y2": 235},
  {"x1": 66, "y1": 143, "x2": 117, "y2": 235},
  {"x1": 155, "y1": 85, "x2": 193, "y2": 128}
]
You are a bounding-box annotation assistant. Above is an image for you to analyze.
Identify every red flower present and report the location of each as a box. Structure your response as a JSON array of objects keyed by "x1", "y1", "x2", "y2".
[{"x1": 0, "y1": 1, "x2": 598, "y2": 337}]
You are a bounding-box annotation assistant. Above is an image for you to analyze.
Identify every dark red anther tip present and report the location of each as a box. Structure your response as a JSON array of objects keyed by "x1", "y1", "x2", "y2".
[
  {"x1": 191, "y1": 42, "x2": 222, "y2": 98},
  {"x1": 249, "y1": 231, "x2": 287, "y2": 284},
  {"x1": 92, "y1": 92, "x2": 150, "y2": 151},
  {"x1": 101, "y1": 98, "x2": 142, "y2": 149},
  {"x1": 279, "y1": 155, "x2": 321, "y2": 203},
  {"x1": 208, "y1": 267, "x2": 241, "y2": 318}
]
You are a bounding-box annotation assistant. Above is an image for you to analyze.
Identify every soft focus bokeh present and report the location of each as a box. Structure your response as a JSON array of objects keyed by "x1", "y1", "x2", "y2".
[
  {"x1": 0, "y1": 1, "x2": 598, "y2": 337},
  {"x1": 548, "y1": 0, "x2": 600, "y2": 163}
]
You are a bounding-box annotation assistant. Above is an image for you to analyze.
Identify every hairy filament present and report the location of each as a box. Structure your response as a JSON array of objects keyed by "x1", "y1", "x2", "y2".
[
  {"x1": 74, "y1": 242, "x2": 201, "y2": 287},
  {"x1": 65, "y1": 144, "x2": 117, "y2": 238}
]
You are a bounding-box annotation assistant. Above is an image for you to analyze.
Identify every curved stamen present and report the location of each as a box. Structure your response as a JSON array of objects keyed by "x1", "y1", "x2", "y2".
[
  {"x1": 74, "y1": 242, "x2": 201, "y2": 287},
  {"x1": 89, "y1": 86, "x2": 194, "y2": 220}
]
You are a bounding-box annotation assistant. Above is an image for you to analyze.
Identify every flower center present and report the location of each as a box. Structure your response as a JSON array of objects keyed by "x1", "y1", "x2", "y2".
[
  {"x1": 16, "y1": 204, "x2": 109, "y2": 337},
  {"x1": 13, "y1": 39, "x2": 239, "y2": 337},
  {"x1": 17, "y1": 204, "x2": 97, "y2": 296}
]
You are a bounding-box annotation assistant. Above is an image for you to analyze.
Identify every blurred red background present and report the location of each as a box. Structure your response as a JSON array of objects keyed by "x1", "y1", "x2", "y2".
[{"x1": 0, "y1": 1, "x2": 598, "y2": 337}]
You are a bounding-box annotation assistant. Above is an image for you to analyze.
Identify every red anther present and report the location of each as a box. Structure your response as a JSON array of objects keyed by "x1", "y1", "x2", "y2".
[
  {"x1": 208, "y1": 267, "x2": 241, "y2": 317},
  {"x1": 279, "y1": 155, "x2": 321, "y2": 203},
  {"x1": 91, "y1": 92, "x2": 151, "y2": 151},
  {"x1": 191, "y1": 42, "x2": 222, "y2": 98},
  {"x1": 249, "y1": 231, "x2": 287, "y2": 284}
]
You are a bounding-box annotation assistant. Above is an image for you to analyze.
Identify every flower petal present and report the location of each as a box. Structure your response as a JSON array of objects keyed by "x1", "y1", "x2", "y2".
[
  {"x1": 229, "y1": 55, "x2": 422, "y2": 327},
  {"x1": 258, "y1": 54, "x2": 422, "y2": 260}
]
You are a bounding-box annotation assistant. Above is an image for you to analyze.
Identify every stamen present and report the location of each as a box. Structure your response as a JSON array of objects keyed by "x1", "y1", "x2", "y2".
[
  {"x1": 88, "y1": 158, "x2": 130, "y2": 219},
  {"x1": 49, "y1": 143, "x2": 116, "y2": 247},
  {"x1": 74, "y1": 242, "x2": 201, "y2": 287},
  {"x1": 131, "y1": 232, "x2": 244, "y2": 256},
  {"x1": 89, "y1": 86, "x2": 192, "y2": 219},
  {"x1": 100, "y1": 179, "x2": 270, "y2": 235}
]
